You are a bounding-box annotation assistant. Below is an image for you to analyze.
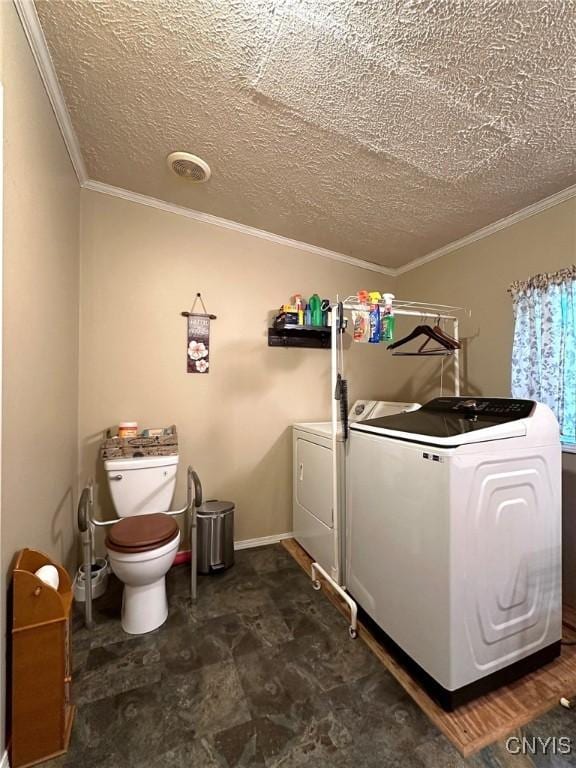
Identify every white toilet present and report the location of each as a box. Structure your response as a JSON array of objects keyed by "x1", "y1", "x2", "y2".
[{"x1": 104, "y1": 454, "x2": 181, "y2": 634}]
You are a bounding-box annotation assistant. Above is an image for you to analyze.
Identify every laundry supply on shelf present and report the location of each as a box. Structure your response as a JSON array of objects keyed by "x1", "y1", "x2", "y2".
[
  {"x1": 351, "y1": 291, "x2": 395, "y2": 343},
  {"x1": 322, "y1": 298, "x2": 331, "y2": 326},
  {"x1": 294, "y1": 294, "x2": 304, "y2": 325},
  {"x1": 368, "y1": 291, "x2": 382, "y2": 343},
  {"x1": 381, "y1": 292, "x2": 395, "y2": 342},
  {"x1": 309, "y1": 294, "x2": 323, "y2": 326},
  {"x1": 352, "y1": 290, "x2": 370, "y2": 342}
]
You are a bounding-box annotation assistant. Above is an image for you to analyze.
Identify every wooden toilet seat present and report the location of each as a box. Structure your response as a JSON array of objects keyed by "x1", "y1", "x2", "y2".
[{"x1": 105, "y1": 513, "x2": 179, "y2": 553}]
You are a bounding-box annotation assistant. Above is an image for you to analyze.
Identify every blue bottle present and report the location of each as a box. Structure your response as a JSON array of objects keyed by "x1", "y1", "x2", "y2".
[{"x1": 368, "y1": 292, "x2": 381, "y2": 343}]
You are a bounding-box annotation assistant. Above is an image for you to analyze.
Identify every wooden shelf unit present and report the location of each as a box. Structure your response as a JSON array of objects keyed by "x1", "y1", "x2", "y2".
[{"x1": 10, "y1": 549, "x2": 75, "y2": 768}]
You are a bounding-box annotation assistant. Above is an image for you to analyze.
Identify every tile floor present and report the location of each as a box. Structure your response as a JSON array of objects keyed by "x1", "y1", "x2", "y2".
[{"x1": 46, "y1": 545, "x2": 575, "y2": 767}]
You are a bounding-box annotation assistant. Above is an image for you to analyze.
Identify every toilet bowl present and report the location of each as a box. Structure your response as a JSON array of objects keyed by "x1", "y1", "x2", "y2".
[{"x1": 104, "y1": 454, "x2": 180, "y2": 634}]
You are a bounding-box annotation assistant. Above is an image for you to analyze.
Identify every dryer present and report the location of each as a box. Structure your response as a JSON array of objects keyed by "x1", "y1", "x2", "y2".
[
  {"x1": 293, "y1": 400, "x2": 419, "y2": 579},
  {"x1": 347, "y1": 396, "x2": 562, "y2": 709}
]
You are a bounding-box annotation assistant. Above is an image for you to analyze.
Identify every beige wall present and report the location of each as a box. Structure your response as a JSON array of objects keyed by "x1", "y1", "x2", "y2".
[
  {"x1": 394, "y1": 198, "x2": 576, "y2": 607},
  {"x1": 393, "y1": 198, "x2": 576, "y2": 400},
  {"x1": 1, "y1": 0, "x2": 80, "y2": 751},
  {"x1": 79, "y1": 189, "x2": 397, "y2": 549}
]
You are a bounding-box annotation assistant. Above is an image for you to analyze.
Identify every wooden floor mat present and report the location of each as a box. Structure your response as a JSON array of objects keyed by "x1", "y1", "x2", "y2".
[{"x1": 282, "y1": 538, "x2": 576, "y2": 757}]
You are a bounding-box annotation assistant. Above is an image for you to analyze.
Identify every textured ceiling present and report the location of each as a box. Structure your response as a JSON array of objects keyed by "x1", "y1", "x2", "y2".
[{"x1": 36, "y1": 0, "x2": 576, "y2": 268}]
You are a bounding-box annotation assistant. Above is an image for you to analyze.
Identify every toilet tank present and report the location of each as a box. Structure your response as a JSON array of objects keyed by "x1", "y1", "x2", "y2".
[{"x1": 104, "y1": 455, "x2": 179, "y2": 517}]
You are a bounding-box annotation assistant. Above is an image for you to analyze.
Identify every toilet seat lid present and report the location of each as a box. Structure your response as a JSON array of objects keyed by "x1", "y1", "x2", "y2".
[{"x1": 106, "y1": 513, "x2": 179, "y2": 553}]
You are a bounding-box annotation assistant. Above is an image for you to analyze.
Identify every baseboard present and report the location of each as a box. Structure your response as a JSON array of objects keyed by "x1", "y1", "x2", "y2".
[
  {"x1": 234, "y1": 533, "x2": 293, "y2": 550},
  {"x1": 173, "y1": 532, "x2": 294, "y2": 565},
  {"x1": 1, "y1": 749, "x2": 10, "y2": 768}
]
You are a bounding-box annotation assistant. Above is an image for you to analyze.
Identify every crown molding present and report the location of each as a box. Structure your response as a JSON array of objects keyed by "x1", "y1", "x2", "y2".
[
  {"x1": 395, "y1": 183, "x2": 576, "y2": 276},
  {"x1": 82, "y1": 180, "x2": 394, "y2": 275},
  {"x1": 13, "y1": 0, "x2": 87, "y2": 184},
  {"x1": 83, "y1": 179, "x2": 576, "y2": 278}
]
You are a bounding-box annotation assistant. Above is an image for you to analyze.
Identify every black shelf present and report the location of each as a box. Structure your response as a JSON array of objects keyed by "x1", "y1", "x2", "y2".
[{"x1": 268, "y1": 325, "x2": 331, "y2": 349}]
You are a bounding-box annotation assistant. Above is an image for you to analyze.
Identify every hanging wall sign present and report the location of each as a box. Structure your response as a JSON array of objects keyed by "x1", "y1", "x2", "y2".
[
  {"x1": 187, "y1": 314, "x2": 210, "y2": 373},
  {"x1": 181, "y1": 293, "x2": 217, "y2": 374}
]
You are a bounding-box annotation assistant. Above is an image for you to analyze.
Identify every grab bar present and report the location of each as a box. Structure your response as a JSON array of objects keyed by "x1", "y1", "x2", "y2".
[
  {"x1": 77, "y1": 486, "x2": 91, "y2": 533},
  {"x1": 77, "y1": 486, "x2": 94, "y2": 628},
  {"x1": 77, "y1": 465, "x2": 198, "y2": 629}
]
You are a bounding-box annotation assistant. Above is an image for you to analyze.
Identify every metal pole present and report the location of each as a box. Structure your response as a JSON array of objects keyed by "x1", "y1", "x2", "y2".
[
  {"x1": 330, "y1": 301, "x2": 340, "y2": 584},
  {"x1": 453, "y1": 318, "x2": 460, "y2": 396},
  {"x1": 83, "y1": 527, "x2": 94, "y2": 629},
  {"x1": 191, "y1": 508, "x2": 198, "y2": 603},
  {"x1": 188, "y1": 466, "x2": 199, "y2": 603},
  {"x1": 77, "y1": 486, "x2": 94, "y2": 629},
  {"x1": 312, "y1": 561, "x2": 357, "y2": 638}
]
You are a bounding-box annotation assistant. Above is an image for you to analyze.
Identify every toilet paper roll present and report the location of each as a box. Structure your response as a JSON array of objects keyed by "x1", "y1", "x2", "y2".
[{"x1": 34, "y1": 564, "x2": 60, "y2": 591}]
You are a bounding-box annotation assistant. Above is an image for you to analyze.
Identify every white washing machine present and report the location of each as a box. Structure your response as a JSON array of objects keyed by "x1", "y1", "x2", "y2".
[
  {"x1": 293, "y1": 400, "x2": 419, "y2": 579},
  {"x1": 347, "y1": 396, "x2": 562, "y2": 710}
]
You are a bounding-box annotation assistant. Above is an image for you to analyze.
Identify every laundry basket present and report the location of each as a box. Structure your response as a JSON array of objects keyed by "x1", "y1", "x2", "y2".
[{"x1": 196, "y1": 501, "x2": 235, "y2": 573}]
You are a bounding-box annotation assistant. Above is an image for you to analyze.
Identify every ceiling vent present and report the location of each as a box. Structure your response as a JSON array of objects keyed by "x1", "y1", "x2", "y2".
[{"x1": 166, "y1": 151, "x2": 211, "y2": 183}]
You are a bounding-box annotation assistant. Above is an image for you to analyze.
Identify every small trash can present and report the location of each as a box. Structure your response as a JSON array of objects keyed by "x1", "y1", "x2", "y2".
[
  {"x1": 196, "y1": 500, "x2": 235, "y2": 573},
  {"x1": 72, "y1": 557, "x2": 109, "y2": 602}
]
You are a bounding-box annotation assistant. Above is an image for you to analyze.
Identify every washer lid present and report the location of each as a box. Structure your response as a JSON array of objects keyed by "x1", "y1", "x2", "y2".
[
  {"x1": 293, "y1": 422, "x2": 344, "y2": 440},
  {"x1": 350, "y1": 397, "x2": 535, "y2": 447}
]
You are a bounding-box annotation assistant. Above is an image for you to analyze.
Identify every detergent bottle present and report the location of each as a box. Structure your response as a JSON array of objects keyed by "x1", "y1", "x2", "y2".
[
  {"x1": 368, "y1": 291, "x2": 382, "y2": 343},
  {"x1": 309, "y1": 294, "x2": 323, "y2": 326}
]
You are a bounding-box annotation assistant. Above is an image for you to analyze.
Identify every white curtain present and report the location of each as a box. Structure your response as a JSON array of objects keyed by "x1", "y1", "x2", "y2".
[{"x1": 510, "y1": 266, "x2": 576, "y2": 443}]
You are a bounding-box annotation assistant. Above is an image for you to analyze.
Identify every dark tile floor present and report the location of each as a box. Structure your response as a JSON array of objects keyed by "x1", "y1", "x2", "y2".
[{"x1": 46, "y1": 545, "x2": 575, "y2": 767}]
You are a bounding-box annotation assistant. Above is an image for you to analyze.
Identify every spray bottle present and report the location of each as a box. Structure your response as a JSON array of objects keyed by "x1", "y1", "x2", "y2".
[
  {"x1": 368, "y1": 291, "x2": 382, "y2": 343},
  {"x1": 293, "y1": 294, "x2": 304, "y2": 325},
  {"x1": 382, "y1": 293, "x2": 395, "y2": 342}
]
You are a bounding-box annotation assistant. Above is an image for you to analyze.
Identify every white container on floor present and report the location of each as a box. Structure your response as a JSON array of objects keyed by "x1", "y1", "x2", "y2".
[{"x1": 73, "y1": 557, "x2": 109, "y2": 602}]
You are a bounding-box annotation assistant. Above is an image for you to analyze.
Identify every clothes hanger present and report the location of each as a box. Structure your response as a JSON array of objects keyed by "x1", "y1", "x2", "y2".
[
  {"x1": 429, "y1": 316, "x2": 460, "y2": 349},
  {"x1": 386, "y1": 325, "x2": 435, "y2": 349},
  {"x1": 387, "y1": 322, "x2": 455, "y2": 355},
  {"x1": 418, "y1": 316, "x2": 460, "y2": 353}
]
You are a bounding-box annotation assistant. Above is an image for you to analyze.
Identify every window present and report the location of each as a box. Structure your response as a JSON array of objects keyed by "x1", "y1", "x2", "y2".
[{"x1": 510, "y1": 266, "x2": 576, "y2": 445}]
